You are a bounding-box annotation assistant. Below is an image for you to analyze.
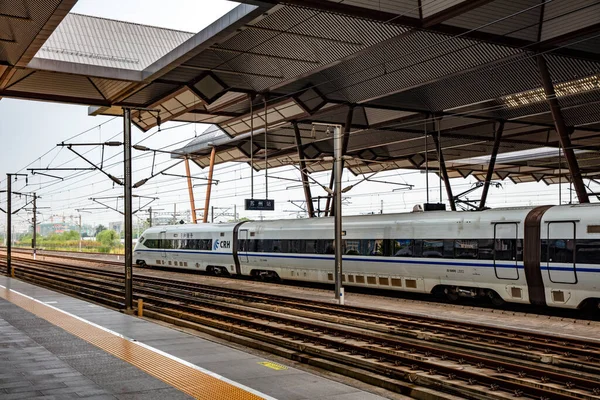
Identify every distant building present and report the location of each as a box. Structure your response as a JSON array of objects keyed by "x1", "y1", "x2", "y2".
[
  {"x1": 39, "y1": 222, "x2": 80, "y2": 236},
  {"x1": 109, "y1": 221, "x2": 123, "y2": 234}
]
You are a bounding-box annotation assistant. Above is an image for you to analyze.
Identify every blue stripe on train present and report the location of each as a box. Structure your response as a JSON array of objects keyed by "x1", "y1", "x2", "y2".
[{"x1": 135, "y1": 248, "x2": 599, "y2": 273}]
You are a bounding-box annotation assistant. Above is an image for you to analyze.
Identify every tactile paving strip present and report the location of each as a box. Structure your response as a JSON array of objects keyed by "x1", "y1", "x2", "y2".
[{"x1": 0, "y1": 285, "x2": 267, "y2": 400}]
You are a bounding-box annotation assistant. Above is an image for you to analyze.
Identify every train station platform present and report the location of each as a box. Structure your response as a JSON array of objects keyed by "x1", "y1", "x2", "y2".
[{"x1": 0, "y1": 276, "x2": 387, "y2": 400}]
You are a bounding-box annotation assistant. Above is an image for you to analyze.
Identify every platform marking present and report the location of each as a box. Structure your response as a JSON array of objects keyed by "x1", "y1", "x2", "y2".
[
  {"x1": 0, "y1": 284, "x2": 277, "y2": 400},
  {"x1": 257, "y1": 361, "x2": 288, "y2": 371}
]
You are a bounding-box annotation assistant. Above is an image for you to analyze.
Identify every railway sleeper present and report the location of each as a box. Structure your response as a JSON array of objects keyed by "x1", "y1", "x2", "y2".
[{"x1": 146, "y1": 303, "x2": 584, "y2": 400}]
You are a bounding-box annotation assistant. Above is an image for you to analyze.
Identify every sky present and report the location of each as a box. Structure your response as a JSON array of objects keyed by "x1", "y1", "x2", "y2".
[{"x1": 0, "y1": 0, "x2": 586, "y2": 234}]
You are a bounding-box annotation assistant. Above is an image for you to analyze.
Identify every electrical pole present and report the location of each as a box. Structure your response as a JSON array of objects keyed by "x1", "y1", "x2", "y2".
[
  {"x1": 123, "y1": 108, "x2": 133, "y2": 312},
  {"x1": 6, "y1": 175, "x2": 11, "y2": 275},
  {"x1": 148, "y1": 207, "x2": 153, "y2": 227},
  {"x1": 32, "y1": 194, "x2": 37, "y2": 260},
  {"x1": 4, "y1": 173, "x2": 27, "y2": 276},
  {"x1": 211, "y1": 206, "x2": 214, "y2": 223},
  {"x1": 78, "y1": 214, "x2": 82, "y2": 252},
  {"x1": 333, "y1": 125, "x2": 344, "y2": 304}
]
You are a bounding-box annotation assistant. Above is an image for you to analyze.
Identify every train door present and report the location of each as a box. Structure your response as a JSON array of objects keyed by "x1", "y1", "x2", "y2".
[
  {"x1": 493, "y1": 223, "x2": 519, "y2": 280},
  {"x1": 547, "y1": 222, "x2": 577, "y2": 284},
  {"x1": 239, "y1": 229, "x2": 249, "y2": 262}
]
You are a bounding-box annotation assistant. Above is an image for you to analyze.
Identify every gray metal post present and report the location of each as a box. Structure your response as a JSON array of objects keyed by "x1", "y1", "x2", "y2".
[
  {"x1": 264, "y1": 98, "x2": 268, "y2": 198},
  {"x1": 32, "y1": 194, "x2": 37, "y2": 260},
  {"x1": 333, "y1": 125, "x2": 343, "y2": 302},
  {"x1": 123, "y1": 108, "x2": 133, "y2": 311},
  {"x1": 6, "y1": 175, "x2": 11, "y2": 275},
  {"x1": 211, "y1": 206, "x2": 214, "y2": 223},
  {"x1": 148, "y1": 207, "x2": 152, "y2": 227},
  {"x1": 293, "y1": 121, "x2": 315, "y2": 218},
  {"x1": 480, "y1": 122, "x2": 504, "y2": 210}
]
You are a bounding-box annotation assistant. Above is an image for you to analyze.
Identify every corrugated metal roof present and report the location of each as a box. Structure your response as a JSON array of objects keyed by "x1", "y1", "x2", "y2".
[
  {"x1": 0, "y1": 0, "x2": 65, "y2": 66},
  {"x1": 35, "y1": 13, "x2": 193, "y2": 70}
]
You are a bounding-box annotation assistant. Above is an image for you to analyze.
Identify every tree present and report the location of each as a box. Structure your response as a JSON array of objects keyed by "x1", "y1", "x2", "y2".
[
  {"x1": 62, "y1": 230, "x2": 80, "y2": 241},
  {"x1": 96, "y1": 229, "x2": 119, "y2": 253},
  {"x1": 95, "y1": 224, "x2": 107, "y2": 236}
]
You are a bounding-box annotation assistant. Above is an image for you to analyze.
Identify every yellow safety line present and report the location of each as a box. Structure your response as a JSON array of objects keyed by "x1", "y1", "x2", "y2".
[{"x1": 0, "y1": 286, "x2": 266, "y2": 400}]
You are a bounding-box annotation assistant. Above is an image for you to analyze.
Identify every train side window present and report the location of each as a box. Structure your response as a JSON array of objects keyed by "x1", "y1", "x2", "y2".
[
  {"x1": 288, "y1": 240, "x2": 303, "y2": 253},
  {"x1": 248, "y1": 240, "x2": 258, "y2": 252},
  {"x1": 305, "y1": 240, "x2": 317, "y2": 254},
  {"x1": 443, "y1": 240, "x2": 454, "y2": 258},
  {"x1": 238, "y1": 239, "x2": 246, "y2": 252},
  {"x1": 365, "y1": 239, "x2": 385, "y2": 256},
  {"x1": 516, "y1": 239, "x2": 523, "y2": 261},
  {"x1": 423, "y1": 240, "x2": 444, "y2": 258},
  {"x1": 478, "y1": 240, "x2": 494, "y2": 260},
  {"x1": 318, "y1": 240, "x2": 334, "y2": 254},
  {"x1": 345, "y1": 240, "x2": 360, "y2": 255},
  {"x1": 455, "y1": 240, "x2": 478, "y2": 259},
  {"x1": 548, "y1": 239, "x2": 575, "y2": 263},
  {"x1": 413, "y1": 240, "x2": 423, "y2": 257},
  {"x1": 541, "y1": 239, "x2": 548, "y2": 262},
  {"x1": 202, "y1": 239, "x2": 212, "y2": 250},
  {"x1": 393, "y1": 239, "x2": 413, "y2": 257},
  {"x1": 577, "y1": 240, "x2": 600, "y2": 264},
  {"x1": 495, "y1": 239, "x2": 515, "y2": 261},
  {"x1": 263, "y1": 239, "x2": 273, "y2": 252},
  {"x1": 272, "y1": 240, "x2": 286, "y2": 253}
]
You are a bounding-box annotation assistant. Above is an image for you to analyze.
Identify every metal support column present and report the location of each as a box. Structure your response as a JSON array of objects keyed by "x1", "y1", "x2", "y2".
[
  {"x1": 6, "y1": 175, "x2": 11, "y2": 276},
  {"x1": 537, "y1": 55, "x2": 589, "y2": 203},
  {"x1": 324, "y1": 173, "x2": 334, "y2": 217},
  {"x1": 123, "y1": 108, "x2": 133, "y2": 311},
  {"x1": 479, "y1": 121, "x2": 505, "y2": 210},
  {"x1": 184, "y1": 158, "x2": 197, "y2": 223},
  {"x1": 293, "y1": 122, "x2": 315, "y2": 218},
  {"x1": 32, "y1": 194, "x2": 37, "y2": 260},
  {"x1": 331, "y1": 107, "x2": 354, "y2": 218},
  {"x1": 431, "y1": 132, "x2": 456, "y2": 211},
  {"x1": 202, "y1": 147, "x2": 216, "y2": 223},
  {"x1": 333, "y1": 125, "x2": 343, "y2": 303}
]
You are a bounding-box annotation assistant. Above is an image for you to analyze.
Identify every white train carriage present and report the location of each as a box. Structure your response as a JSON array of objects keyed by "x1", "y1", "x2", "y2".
[
  {"x1": 237, "y1": 207, "x2": 532, "y2": 306},
  {"x1": 539, "y1": 204, "x2": 600, "y2": 308},
  {"x1": 133, "y1": 224, "x2": 238, "y2": 275}
]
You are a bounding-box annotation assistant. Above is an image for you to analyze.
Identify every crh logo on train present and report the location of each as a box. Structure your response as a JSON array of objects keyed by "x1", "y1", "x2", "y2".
[{"x1": 213, "y1": 239, "x2": 231, "y2": 250}]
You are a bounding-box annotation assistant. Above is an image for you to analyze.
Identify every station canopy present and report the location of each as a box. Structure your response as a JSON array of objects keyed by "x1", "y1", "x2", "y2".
[{"x1": 1, "y1": 0, "x2": 600, "y2": 187}]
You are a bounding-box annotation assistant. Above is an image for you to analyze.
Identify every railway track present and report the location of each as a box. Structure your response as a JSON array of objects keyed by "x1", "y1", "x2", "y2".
[{"x1": 3, "y1": 256, "x2": 600, "y2": 399}]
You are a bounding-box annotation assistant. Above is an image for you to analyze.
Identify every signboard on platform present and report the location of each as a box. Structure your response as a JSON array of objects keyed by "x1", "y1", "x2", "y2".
[{"x1": 245, "y1": 199, "x2": 275, "y2": 211}]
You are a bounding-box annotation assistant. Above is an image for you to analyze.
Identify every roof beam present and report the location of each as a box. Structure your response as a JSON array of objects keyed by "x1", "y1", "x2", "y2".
[
  {"x1": 537, "y1": 54, "x2": 590, "y2": 204},
  {"x1": 422, "y1": 0, "x2": 495, "y2": 28}
]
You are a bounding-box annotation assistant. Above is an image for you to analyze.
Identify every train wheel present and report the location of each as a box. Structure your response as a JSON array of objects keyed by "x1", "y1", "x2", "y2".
[
  {"x1": 488, "y1": 291, "x2": 505, "y2": 307},
  {"x1": 137, "y1": 260, "x2": 147, "y2": 268},
  {"x1": 444, "y1": 287, "x2": 459, "y2": 302}
]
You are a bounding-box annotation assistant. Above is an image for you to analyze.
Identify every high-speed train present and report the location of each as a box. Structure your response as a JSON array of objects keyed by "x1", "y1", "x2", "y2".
[{"x1": 133, "y1": 204, "x2": 600, "y2": 309}]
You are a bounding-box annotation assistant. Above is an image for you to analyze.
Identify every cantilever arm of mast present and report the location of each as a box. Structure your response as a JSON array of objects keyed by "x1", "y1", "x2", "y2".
[
  {"x1": 133, "y1": 159, "x2": 185, "y2": 188},
  {"x1": 56, "y1": 142, "x2": 124, "y2": 185}
]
